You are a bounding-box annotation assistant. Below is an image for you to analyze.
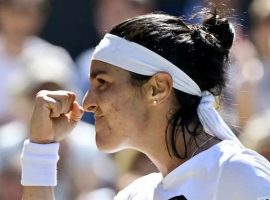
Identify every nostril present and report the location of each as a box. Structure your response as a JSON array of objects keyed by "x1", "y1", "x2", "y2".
[
  {"x1": 82, "y1": 91, "x2": 98, "y2": 112},
  {"x1": 86, "y1": 105, "x2": 97, "y2": 113}
]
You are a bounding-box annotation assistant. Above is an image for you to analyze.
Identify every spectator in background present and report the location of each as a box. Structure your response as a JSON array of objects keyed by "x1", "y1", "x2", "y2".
[
  {"x1": 236, "y1": 0, "x2": 270, "y2": 164},
  {"x1": 0, "y1": 0, "x2": 77, "y2": 125},
  {"x1": 241, "y1": 110, "x2": 270, "y2": 162},
  {"x1": 234, "y1": 0, "x2": 270, "y2": 127},
  {"x1": 76, "y1": 0, "x2": 156, "y2": 124},
  {"x1": 0, "y1": 55, "x2": 117, "y2": 200}
]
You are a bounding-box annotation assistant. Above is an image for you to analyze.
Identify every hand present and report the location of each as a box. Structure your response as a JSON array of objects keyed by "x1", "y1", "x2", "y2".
[{"x1": 29, "y1": 90, "x2": 84, "y2": 144}]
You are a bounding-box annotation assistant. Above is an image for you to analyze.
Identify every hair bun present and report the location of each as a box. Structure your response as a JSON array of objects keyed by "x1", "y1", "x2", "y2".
[{"x1": 202, "y1": 14, "x2": 235, "y2": 50}]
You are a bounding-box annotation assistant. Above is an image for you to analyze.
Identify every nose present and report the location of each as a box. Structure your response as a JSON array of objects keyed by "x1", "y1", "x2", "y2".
[{"x1": 82, "y1": 90, "x2": 98, "y2": 113}]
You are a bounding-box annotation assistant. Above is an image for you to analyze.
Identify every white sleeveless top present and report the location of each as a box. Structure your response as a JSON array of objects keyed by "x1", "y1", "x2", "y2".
[{"x1": 114, "y1": 140, "x2": 270, "y2": 200}]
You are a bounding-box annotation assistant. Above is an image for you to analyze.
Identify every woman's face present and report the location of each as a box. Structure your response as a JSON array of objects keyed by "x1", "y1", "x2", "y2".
[{"x1": 83, "y1": 60, "x2": 150, "y2": 153}]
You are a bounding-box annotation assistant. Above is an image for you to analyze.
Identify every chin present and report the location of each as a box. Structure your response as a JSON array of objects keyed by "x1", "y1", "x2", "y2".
[
  {"x1": 95, "y1": 129, "x2": 128, "y2": 153},
  {"x1": 95, "y1": 135, "x2": 125, "y2": 154},
  {"x1": 96, "y1": 143, "x2": 124, "y2": 154}
]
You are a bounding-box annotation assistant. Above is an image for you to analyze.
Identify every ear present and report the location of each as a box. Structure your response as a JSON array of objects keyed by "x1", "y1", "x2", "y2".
[{"x1": 142, "y1": 72, "x2": 173, "y2": 106}]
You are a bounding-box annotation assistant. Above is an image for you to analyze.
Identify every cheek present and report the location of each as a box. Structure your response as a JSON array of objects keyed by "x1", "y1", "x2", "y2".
[
  {"x1": 107, "y1": 99, "x2": 132, "y2": 130},
  {"x1": 95, "y1": 84, "x2": 148, "y2": 150},
  {"x1": 98, "y1": 86, "x2": 134, "y2": 116},
  {"x1": 108, "y1": 95, "x2": 147, "y2": 135},
  {"x1": 95, "y1": 93, "x2": 133, "y2": 148}
]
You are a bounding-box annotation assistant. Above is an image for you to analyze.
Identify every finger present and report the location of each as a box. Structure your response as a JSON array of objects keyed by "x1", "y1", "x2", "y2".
[
  {"x1": 51, "y1": 101, "x2": 84, "y2": 140},
  {"x1": 36, "y1": 90, "x2": 76, "y2": 118},
  {"x1": 36, "y1": 92, "x2": 62, "y2": 118},
  {"x1": 69, "y1": 101, "x2": 84, "y2": 122},
  {"x1": 45, "y1": 96, "x2": 62, "y2": 118},
  {"x1": 47, "y1": 91, "x2": 76, "y2": 114}
]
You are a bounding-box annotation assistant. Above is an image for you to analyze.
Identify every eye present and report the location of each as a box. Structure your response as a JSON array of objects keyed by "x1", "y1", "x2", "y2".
[
  {"x1": 97, "y1": 78, "x2": 107, "y2": 88},
  {"x1": 97, "y1": 78, "x2": 106, "y2": 84}
]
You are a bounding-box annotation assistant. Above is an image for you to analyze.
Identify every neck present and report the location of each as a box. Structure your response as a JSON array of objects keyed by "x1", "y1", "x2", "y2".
[
  {"x1": 146, "y1": 149, "x2": 186, "y2": 177},
  {"x1": 140, "y1": 124, "x2": 219, "y2": 176},
  {"x1": 133, "y1": 110, "x2": 182, "y2": 176},
  {"x1": 135, "y1": 101, "x2": 220, "y2": 176}
]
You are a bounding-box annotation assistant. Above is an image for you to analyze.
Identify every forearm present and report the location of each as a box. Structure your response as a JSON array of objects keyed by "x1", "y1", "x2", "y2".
[
  {"x1": 23, "y1": 187, "x2": 55, "y2": 200},
  {"x1": 21, "y1": 91, "x2": 84, "y2": 200}
]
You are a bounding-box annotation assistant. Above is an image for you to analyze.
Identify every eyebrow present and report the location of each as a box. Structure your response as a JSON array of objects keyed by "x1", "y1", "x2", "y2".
[{"x1": 90, "y1": 70, "x2": 108, "y2": 79}]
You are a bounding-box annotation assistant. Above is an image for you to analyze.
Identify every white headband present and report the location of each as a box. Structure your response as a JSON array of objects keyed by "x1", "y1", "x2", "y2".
[
  {"x1": 92, "y1": 33, "x2": 243, "y2": 146},
  {"x1": 92, "y1": 34, "x2": 201, "y2": 96}
]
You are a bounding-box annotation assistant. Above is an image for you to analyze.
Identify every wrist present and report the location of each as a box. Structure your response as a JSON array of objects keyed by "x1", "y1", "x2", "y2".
[
  {"x1": 21, "y1": 140, "x2": 60, "y2": 186},
  {"x1": 29, "y1": 138, "x2": 57, "y2": 144}
]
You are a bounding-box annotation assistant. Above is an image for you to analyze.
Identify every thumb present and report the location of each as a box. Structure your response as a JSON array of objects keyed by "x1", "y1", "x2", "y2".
[{"x1": 69, "y1": 101, "x2": 84, "y2": 122}]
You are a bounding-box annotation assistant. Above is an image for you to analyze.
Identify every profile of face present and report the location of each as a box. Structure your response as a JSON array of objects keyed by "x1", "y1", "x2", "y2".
[{"x1": 83, "y1": 61, "x2": 151, "y2": 153}]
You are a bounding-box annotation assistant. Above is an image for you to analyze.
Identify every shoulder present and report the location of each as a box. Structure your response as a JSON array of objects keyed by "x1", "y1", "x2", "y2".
[
  {"x1": 216, "y1": 148, "x2": 270, "y2": 200},
  {"x1": 222, "y1": 149, "x2": 270, "y2": 181},
  {"x1": 114, "y1": 173, "x2": 161, "y2": 200}
]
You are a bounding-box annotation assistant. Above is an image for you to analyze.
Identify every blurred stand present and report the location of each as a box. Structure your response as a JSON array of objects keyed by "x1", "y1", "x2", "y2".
[
  {"x1": 236, "y1": 0, "x2": 270, "y2": 162},
  {"x1": 0, "y1": 56, "x2": 117, "y2": 200},
  {"x1": 241, "y1": 110, "x2": 270, "y2": 161},
  {"x1": 0, "y1": 0, "x2": 78, "y2": 125},
  {"x1": 232, "y1": 0, "x2": 270, "y2": 128}
]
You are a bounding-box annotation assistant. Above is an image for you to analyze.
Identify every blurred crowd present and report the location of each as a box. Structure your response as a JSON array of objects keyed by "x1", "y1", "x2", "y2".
[{"x1": 0, "y1": 0, "x2": 269, "y2": 199}]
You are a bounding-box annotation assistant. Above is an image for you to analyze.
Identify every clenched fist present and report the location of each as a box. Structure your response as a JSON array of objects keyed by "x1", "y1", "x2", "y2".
[{"x1": 30, "y1": 90, "x2": 84, "y2": 144}]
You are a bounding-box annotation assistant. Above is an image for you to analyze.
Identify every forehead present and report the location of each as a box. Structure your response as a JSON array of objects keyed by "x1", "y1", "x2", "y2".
[{"x1": 90, "y1": 60, "x2": 131, "y2": 79}]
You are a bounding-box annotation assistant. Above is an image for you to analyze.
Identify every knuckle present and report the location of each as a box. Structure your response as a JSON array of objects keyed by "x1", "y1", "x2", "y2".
[
  {"x1": 35, "y1": 90, "x2": 50, "y2": 105},
  {"x1": 64, "y1": 93, "x2": 70, "y2": 99},
  {"x1": 36, "y1": 90, "x2": 48, "y2": 98},
  {"x1": 68, "y1": 91, "x2": 76, "y2": 96},
  {"x1": 35, "y1": 92, "x2": 45, "y2": 102},
  {"x1": 58, "y1": 91, "x2": 70, "y2": 99}
]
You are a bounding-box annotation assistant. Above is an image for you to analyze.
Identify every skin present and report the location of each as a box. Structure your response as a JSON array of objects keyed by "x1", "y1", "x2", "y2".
[{"x1": 23, "y1": 60, "x2": 214, "y2": 199}]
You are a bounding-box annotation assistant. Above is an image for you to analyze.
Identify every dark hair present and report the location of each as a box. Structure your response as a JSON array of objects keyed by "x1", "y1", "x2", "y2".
[{"x1": 110, "y1": 11, "x2": 234, "y2": 159}]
